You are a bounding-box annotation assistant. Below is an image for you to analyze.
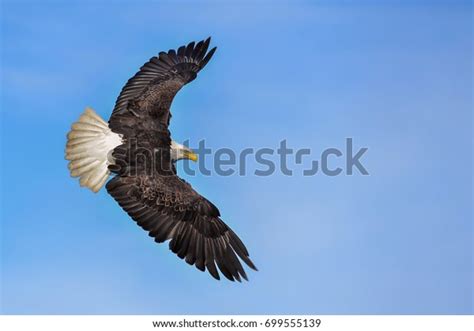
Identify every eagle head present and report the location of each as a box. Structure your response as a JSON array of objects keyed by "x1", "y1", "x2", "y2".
[{"x1": 170, "y1": 141, "x2": 198, "y2": 162}]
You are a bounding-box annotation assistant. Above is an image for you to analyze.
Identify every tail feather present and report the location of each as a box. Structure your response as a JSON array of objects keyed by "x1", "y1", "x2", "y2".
[{"x1": 65, "y1": 107, "x2": 122, "y2": 193}]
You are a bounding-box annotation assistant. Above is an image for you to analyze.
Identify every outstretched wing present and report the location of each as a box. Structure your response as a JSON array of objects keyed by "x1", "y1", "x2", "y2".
[
  {"x1": 106, "y1": 174, "x2": 257, "y2": 281},
  {"x1": 108, "y1": 37, "x2": 217, "y2": 136}
]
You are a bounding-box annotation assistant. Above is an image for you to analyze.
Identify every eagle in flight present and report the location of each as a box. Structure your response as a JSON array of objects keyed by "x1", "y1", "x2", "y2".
[{"x1": 65, "y1": 38, "x2": 257, "y2": 281}]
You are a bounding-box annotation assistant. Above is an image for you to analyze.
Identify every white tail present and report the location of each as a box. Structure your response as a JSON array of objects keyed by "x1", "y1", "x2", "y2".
[{"x1": 65, "y1": 107, "x2": 123, "y2": 193}]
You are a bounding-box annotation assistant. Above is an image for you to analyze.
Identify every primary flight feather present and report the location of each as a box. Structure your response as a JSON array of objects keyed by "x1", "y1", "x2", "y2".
[{"x1": 65, "y1": 37, "x2": 257, "y2": 281}]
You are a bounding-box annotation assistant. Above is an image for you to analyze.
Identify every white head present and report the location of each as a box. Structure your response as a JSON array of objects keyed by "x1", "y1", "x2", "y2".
[{"x1": 170, "y1": 141, "x2": 198, "y2": 162}]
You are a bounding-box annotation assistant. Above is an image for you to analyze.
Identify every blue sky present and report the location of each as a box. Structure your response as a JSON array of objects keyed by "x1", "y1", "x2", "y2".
[{"x1": 1, "y1": 0, "x2": 472, "y2": 314}]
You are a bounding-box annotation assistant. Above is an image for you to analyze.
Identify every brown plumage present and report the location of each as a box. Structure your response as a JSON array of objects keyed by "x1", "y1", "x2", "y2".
[{"x1": 104, "y1": 37, "x2": 257, "y2": 281}]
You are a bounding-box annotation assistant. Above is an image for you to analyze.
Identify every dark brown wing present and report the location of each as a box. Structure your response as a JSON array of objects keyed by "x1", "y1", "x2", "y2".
[
  {"x1": 106, "y1": 173, "x2": 257, "y2": 281},
  {"x1": 108, "y1": 37, "x2": 217, "y2": 136},
  {"x1": 107, "y1": 38, "x2": 217, "y2": 177}
]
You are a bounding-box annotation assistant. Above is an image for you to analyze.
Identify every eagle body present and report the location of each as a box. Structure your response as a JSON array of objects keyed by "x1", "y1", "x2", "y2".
[{"x1": 65, "y1": 38, "x2": 256, "y2": 281}]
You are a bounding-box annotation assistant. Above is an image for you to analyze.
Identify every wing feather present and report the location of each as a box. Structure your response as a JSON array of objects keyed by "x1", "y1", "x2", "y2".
[
  {"x1": 106, "y1": 174, "x2": 257, "y2": 281},
  {"x1": 109, "y1": 37, "x2": 217, "y2": 136}
]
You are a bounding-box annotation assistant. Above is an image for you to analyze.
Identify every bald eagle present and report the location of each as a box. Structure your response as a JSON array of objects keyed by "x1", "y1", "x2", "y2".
[{"x1": 65, "y1": 38, "x2": 257, "y2": 281}]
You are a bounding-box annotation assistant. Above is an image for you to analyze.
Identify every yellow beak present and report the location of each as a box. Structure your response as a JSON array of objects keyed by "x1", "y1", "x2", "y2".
[{"x1": 185, "y1": 151, "x2": 198, "y2": 162}]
